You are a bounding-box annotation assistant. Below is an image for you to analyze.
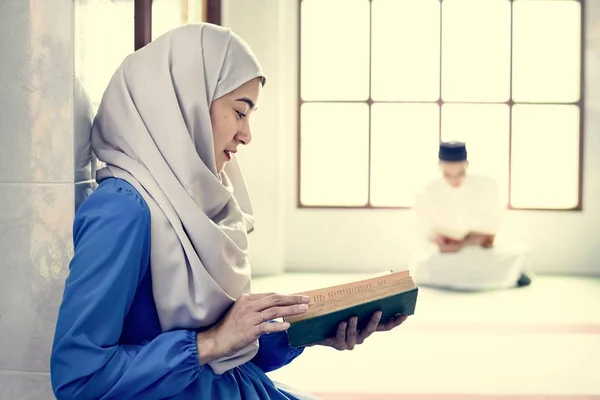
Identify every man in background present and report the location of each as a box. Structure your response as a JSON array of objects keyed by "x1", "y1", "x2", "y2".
[{"x1": 410, "y1": 141, "x2": 532, "y2": 291}]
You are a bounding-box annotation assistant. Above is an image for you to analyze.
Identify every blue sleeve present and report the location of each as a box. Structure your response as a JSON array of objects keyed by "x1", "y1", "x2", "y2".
[
  {"x1": 251, "y1": 330, "x2": 305, "y2": 373},
  {"x1": 50, "y1": 182, "x2": 203, "y2": 400}
]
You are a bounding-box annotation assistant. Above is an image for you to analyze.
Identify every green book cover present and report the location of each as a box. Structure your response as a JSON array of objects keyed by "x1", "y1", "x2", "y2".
[{"x1": 286, "y1": 287, "x2": 418, "y2": 348}]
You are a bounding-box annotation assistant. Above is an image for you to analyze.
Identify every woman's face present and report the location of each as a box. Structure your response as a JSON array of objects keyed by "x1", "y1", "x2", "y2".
[{"x1": 209, "y1": 77, "x2": 262, "y2": 173}]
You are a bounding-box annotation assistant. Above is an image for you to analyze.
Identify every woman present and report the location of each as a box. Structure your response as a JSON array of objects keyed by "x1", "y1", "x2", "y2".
[{"x1": 50, "y1": 23, "x2": 407, "y2": 399}]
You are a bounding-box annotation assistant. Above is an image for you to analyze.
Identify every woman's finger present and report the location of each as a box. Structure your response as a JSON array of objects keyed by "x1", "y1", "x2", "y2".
[
  {"x1": 255, "y1": 320, "x2": 291, "y2": 335},
  {"x1": 252, "y1": 294, "x2": 310, "y2": 312},
  {"x1": 358, "y1": 311, "x2": 382, "y2": 342},
  {"x1": 335, "y1": 321, "x2": 348, "y2": 349},
  {"x1": 377, "y1": 314, "x2": 408, "y2": 331},
  {"x1": 346, "y1": 317, "x2": 358, "y2": 350},
  {"x1": 259, "y1": 304, "x2": 308, "y2": 322}
]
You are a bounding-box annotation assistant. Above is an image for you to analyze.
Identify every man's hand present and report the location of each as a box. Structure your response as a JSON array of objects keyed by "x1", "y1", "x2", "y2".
[
  {"x1": 439, "y1": 241, "x2": 463, "y2": 252},
  {"x1": 464, "y1": 233, "x2": 495, "y2": 248},
  {"x1": 431, "y1": 234, "x2": 463, "y2": 253}
]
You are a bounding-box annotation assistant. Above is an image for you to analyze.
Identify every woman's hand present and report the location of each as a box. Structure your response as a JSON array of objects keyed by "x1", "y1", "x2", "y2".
[
  {"x1": 196, "y1": 293, "x2": 310, "y2": 364},
  {"x1": 309, "y1": 311, "x2": 408, "y2": 351}
]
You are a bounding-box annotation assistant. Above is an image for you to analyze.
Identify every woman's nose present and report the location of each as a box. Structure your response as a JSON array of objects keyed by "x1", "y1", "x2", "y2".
[{"x1": 236, "y1": 126, "x2": 252, "y2": 145}]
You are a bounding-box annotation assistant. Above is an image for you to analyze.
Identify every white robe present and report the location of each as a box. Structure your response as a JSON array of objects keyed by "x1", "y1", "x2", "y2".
[{"x1": 410, "y1": 174, "x2": 528, "y2": 291}]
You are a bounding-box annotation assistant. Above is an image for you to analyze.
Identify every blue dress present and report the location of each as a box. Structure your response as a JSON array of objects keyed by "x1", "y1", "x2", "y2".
[{"x1": 50, "y1": 178, "x2": 309, "y2": 400}]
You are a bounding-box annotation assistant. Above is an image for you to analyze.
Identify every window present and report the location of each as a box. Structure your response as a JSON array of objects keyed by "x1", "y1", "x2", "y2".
[
  {"x1": 298, "y1": 0, "x2": 583, "y2": 210},
  {"x1": 76, "y1": 0, "x2": 136, "y2": 114},
  {"x1": 152, "y1": 0, "x2": 206, "y2": 40}
]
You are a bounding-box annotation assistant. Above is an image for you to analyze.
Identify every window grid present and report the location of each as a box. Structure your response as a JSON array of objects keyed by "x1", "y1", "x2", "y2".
[{"x1": 297, "y1": 0, "x2": 585, "y2": 211}]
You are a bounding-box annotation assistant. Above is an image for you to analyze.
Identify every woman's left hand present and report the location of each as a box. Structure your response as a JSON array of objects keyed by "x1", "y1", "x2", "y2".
[{"x1": 309, "y1": 311, "x2": 408, "y2": 351}]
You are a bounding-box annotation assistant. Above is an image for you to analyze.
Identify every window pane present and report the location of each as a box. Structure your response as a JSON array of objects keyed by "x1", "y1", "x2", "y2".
[
  {"x1": 442, "y1": 0, "x2": 511, "y2": 102},
  {"x1": 510, "y1": 105, "x2": 580, "y2": 209},
  {"x1": 441, "y1": 104, "x2": 510, "y2": 206},
  {"x1": 370, "y1": 104, "x2": 439, "y2": 207},
  {"x1": 512, "y1": 0, "x2": 581, "y2": 103},
  {"x1": 153, "y1": 0, "x2": 198, "y2": 40},
  {"x1": 300, "y1": 103, "x2": 370, "y2": 206},
  {"x1": 371, "y1": 0, "x2": 440, "y2": 101},
  {"x1": 75, "y1": 0, "x2": 134, "y2": 114},
  {"x1": 301, "y1": 0, "x2": 370, "y2": 101}
]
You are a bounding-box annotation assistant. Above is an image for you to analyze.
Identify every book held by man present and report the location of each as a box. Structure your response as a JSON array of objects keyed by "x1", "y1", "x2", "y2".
[{"x1": 283, "y1": 270, "x2": 419, "y2": 348}]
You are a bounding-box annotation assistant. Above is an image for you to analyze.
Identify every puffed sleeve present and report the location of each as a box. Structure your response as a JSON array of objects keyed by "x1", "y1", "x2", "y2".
[
  {"x1": 251, "y1": 330, "x2": 305, "y2": 373},
  {"x1": 50, "y1": 181, "x2": 205, "y2": 399}
]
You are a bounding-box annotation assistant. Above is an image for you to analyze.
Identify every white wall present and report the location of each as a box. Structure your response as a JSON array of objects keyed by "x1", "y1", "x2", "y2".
[
  {"x1": 224, "y1": 0, "x2": 600, "y2": 276},
  {"x1": 222, "y1": 0, "x2": 288, "y2": 275}
]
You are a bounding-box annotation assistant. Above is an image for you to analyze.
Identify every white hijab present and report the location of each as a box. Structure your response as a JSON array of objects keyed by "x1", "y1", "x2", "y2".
[{"x1": 90, "y1": 23, "x2": 264, "y2": 374}]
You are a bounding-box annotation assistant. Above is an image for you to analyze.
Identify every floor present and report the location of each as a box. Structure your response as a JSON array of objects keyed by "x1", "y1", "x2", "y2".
[{"x1": 252, "y1": 273, "x2": 600, "y2": 400}]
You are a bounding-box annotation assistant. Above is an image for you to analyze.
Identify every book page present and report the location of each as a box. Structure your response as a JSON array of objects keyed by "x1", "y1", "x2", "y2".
[{"x1": 295, "y1": 270, "x2": 409, "y2": 306}]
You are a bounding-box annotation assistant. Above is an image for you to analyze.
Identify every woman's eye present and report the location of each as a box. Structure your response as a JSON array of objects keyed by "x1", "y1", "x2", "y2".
[{"x1": 235, "y1": 110, "x2": 246, "y2": 119}]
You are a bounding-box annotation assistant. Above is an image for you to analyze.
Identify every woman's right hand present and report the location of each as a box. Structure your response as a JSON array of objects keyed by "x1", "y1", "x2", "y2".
[{"x1": 196, "y1": 293, "x2": 310, "y2": 364}]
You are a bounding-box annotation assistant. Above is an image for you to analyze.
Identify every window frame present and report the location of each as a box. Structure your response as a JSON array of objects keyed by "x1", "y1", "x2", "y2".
[
  {"x1": 134, "y1": 0, "x2": 222, "y2": 51},
  {"x1": 296, "y1": 0, "x2": 586, "y2": 212}
]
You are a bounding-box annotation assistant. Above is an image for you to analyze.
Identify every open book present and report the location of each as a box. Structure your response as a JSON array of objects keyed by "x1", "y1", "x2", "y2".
[{"x1": 283, "y1": 270, "x2": 418, "y2": 348}]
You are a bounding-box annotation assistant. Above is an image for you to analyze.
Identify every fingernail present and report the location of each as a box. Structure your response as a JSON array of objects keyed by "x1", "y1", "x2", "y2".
[
  {"x1": 302, "y1": 296, "x2": 310, "y2": 303},
  {"x1": 282, "y1": 322, "x2": 290, "y2": 329},
  {"x1": 298, "y1": 304, "x2": 308, "y2": 311},
  {"x1": 376, "y1": 311, "x2": 383, "y2": 318}
]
